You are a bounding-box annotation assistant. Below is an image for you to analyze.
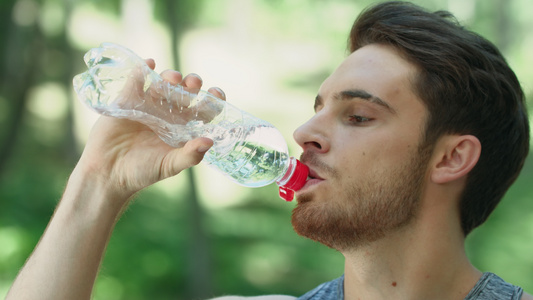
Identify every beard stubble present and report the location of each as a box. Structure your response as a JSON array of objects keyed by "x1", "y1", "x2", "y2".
[{"x1": 291, "y1": 144, "x2": 432, "y2": 251}]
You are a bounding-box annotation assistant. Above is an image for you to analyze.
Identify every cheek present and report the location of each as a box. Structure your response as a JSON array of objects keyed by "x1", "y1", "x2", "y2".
[
  {"x1": 334, "y1": 144, "x2": 369, "y2": 183},
  {"x1": 345, "y1": 136, "x2": 412, "y2": 176},
  {"x1": 331, "y1": 127, "x2": 420, "y2": 179}
]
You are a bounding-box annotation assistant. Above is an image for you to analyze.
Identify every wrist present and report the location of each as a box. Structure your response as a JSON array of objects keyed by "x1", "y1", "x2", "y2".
[{"x1": 64, "y1": 163, "x2": 133, "y2": 219}]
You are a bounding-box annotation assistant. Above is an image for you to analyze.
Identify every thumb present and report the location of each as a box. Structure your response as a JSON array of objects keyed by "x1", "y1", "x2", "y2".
[{"x1": 166, "y1": 137, "x2": 213, "y2": 176}]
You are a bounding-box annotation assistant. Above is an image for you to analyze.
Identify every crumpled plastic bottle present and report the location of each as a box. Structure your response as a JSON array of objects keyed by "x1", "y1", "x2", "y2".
[{"x1": 73, "y1": 43, "x2": 308, "y2": 201}]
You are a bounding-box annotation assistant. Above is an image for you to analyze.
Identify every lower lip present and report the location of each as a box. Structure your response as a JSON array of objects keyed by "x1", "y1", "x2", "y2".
[{"x1": 299, "y1": 178, "x2": 323, "y2": 191}]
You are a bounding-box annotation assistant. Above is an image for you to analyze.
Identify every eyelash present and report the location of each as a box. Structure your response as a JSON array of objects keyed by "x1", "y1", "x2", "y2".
[{"x1": 349, "y1": 115, "x2": 372, "y2": 123}]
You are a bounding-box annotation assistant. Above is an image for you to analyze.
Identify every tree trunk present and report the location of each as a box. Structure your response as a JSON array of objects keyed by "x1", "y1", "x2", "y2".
[
  {"x1": 0, "y1": 10, "x2": 42, "y2": 176},
  {"x1": 164, "y1": 0, "x2": 214, "y2": 298}
]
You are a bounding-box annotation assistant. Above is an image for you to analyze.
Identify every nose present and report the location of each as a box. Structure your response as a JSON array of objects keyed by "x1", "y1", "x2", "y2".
[{"x1": 293, "y1": 113, "x2": 331, "y2": 153}]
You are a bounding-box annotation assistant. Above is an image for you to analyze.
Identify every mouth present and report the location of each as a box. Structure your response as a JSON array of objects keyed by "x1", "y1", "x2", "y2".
[
  {"x1": 307, "y1": 168, "x2": 323, "y2": 181},
  {"x1": 300, "y1": 167, "x2": 324, "y2": 191}
]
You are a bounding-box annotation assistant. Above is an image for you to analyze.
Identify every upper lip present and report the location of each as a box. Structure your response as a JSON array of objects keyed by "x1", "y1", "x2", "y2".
[{"x1": 307, "y1": 167, "x2": 324, "y2": 180}]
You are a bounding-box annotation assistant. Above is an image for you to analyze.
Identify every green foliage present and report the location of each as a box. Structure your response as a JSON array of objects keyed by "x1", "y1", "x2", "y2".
[
  {"x1": 466, "y1": 155, "x2": 533, "y2": 292},
  {"x1": 1, "y1": 0, "x2": 532, "y2": 299},
  {"x1": 153, "y1": 0, "x2": 204, "y2": 31}
]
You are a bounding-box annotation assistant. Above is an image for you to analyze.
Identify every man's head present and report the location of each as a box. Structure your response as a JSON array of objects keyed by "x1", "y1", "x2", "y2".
[
  {"x1": 292, "y1": 42, "x2": 432, "y2": 250},
  {"x1": 349, "y1": 1, "x2": 529, "y2": 235},
  {"x1": 292, "y1": 1, "x2": 529, "y2": 249}
]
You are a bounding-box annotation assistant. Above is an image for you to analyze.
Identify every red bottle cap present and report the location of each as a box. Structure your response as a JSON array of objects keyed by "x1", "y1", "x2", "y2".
[{"x1": 277, "y1": 158, "x2": 309, "y2": 201}]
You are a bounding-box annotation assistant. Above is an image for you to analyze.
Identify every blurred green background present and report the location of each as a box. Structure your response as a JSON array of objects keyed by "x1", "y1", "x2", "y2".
[{"x1": 0, "y1": 0, "x2": 532, "y2": 299}]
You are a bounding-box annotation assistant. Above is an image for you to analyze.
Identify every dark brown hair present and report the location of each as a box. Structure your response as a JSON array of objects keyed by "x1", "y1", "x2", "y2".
[{"x1": 349, "y1": 1, "x2": 530, "y2": 235}]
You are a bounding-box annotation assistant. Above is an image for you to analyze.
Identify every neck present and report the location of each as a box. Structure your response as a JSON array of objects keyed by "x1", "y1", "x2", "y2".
[{"x1": 341, "y1": 206, "x2": 481, "y2": 300}]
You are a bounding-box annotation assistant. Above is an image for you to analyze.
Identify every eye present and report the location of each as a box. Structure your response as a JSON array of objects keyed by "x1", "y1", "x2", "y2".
[{"x1": 349, "y1": 115, "x2": 372, "y2": 123}]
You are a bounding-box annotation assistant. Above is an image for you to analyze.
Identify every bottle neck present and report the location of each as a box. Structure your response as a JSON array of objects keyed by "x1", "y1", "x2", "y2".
[
  {"x1": 276, "y1": 157, "x2": 296, "y2": 186},
  {"x1": 276, "y1": 157, "x2": 308, "y2": 201}
]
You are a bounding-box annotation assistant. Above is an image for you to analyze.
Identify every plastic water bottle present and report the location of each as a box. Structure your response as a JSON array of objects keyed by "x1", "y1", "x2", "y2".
[{"x1": 72, "y1": 43, "x2": 308, "y2": 201}]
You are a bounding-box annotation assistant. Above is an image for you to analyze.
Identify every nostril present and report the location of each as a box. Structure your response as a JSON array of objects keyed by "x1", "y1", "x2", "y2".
[{"x1": 305, "y1": 141, "x2": 322, "y2": 150}]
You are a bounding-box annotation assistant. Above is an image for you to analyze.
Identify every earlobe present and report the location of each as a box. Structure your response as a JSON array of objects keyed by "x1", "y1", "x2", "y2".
[{"x1": 431, "y1": 135, "x2": 481, "y2": 184}]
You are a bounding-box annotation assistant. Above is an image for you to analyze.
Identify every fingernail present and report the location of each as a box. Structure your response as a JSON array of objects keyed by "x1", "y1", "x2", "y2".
[
  {"x1": 189, "y1": 73, "x2": 203, "y2": 84},
  {"x1": 214, "y1": 87, "x2": 226, "y2": 99}
]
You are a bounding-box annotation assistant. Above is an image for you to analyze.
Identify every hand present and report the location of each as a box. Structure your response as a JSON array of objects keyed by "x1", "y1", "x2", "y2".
[{"x1": 75, "y1": 59, "x2": 226, "y2": 203}]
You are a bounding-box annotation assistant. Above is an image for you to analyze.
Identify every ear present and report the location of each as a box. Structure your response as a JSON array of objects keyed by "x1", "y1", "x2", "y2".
[{"x1": 431, "y1": 135, "x2": 481, "y2": 184}]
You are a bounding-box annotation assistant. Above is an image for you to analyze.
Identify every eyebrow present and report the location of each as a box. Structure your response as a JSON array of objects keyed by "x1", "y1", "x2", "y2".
[{"x1": 314, "y1": 89, "x2": 396, "y2": 114}]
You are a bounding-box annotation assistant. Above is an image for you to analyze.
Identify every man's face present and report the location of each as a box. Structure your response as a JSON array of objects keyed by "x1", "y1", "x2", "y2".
[{"x1": 291, "y1": 44, "x2": 432, "y2": 251}]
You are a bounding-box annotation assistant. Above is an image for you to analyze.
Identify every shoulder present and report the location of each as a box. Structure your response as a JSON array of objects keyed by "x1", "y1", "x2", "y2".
[
  {"x1": 210, "y1": 296, "x2": 296, "y2": 300},
  {"x1": 467, "y1": 272, "x2": 528, "y2": 300}
]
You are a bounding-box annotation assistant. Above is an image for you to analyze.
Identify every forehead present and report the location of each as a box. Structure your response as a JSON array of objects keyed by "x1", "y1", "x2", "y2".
[{"x1": 319, "y1": 44, "x2": 422, "y2": 112}]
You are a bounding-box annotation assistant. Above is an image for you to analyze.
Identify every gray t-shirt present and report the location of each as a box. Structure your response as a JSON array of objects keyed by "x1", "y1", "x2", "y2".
[{"x1": 297, "y1": 272, "x2": 523, "y2": 299}]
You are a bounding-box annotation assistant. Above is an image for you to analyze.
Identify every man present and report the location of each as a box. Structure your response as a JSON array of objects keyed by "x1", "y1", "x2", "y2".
[{"x1": 7, "y1": 1, "x2": 531, "y2": 299}]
